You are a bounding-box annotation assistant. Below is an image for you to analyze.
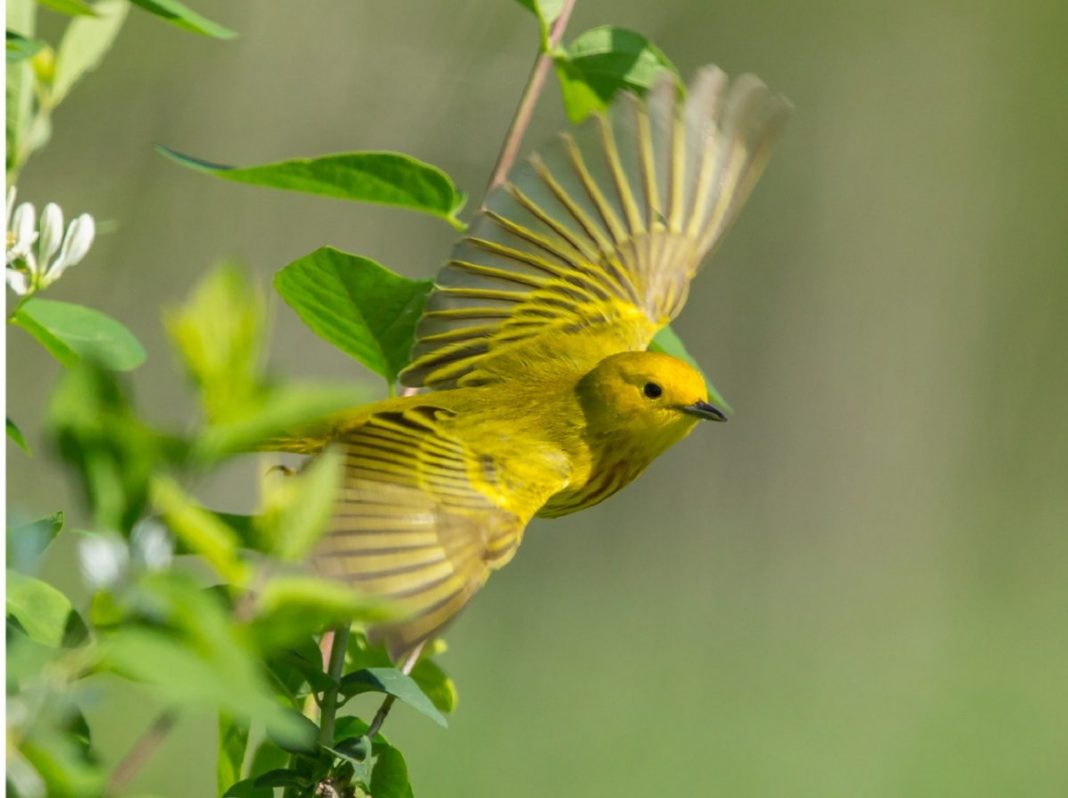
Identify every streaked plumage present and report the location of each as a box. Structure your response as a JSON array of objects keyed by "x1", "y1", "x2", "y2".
[{"x1": 289, "y1": 67, "x2": 790, "y2": 660}]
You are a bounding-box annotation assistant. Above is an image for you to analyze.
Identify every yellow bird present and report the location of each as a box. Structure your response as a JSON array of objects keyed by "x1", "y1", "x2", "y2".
[{"x1": 295, "y1": 67, "x2": 789, "y2": 661}]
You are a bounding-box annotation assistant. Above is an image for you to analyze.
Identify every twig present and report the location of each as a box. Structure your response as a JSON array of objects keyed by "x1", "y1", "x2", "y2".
[
  {"x1": 484, "y1": 0, "x2": 578, "y2": 196},
  {"x1": 106, "y1": 711, "x2": 177, "y2": 795},
  {"x1": 318, "y1": 625, "x2": 352, "y2": 746},
  {"x1": 365, "y1": 642, "x2": 425, "y2": 739}
]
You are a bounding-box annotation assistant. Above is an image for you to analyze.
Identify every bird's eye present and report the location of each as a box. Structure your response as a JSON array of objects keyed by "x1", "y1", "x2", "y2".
[{"x1": 643, "y1": 382, "x2": 663, "y2": 399}]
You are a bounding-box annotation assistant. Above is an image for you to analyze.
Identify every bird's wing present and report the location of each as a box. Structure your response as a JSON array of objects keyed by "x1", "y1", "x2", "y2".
[
  {"x1": 312, "y1": 403, "x2": 565, "y2": 661},
  {"x1": 401, "y1": 66, "x2": 790, "y2": 389}
]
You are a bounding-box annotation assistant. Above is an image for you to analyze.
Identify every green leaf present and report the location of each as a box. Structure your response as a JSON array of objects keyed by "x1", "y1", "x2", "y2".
[
  {"x1": 275, "y1": 247, "x2": 433, "y2": 385},
  {"x1": 345, "y1": 632, "x2": 394, "y2": 672},
  {"x1": 98, "y1": 574, "x2": 312, "y2": 747},
  {"x1": 338, "y1": 668, "x2": 447, "y2": 728},
  {"x1": 165, "y1": 263, "x2": 265, "y2": 423},
  {"x1": 7, "y1": 416, "x2": 31, "y2": 453},
  {"x1": 243, "y1": 737, "x2": 292, "y2": 795},
  {"x1": 13, "y1": 298, "x2": 146, "y2": 371},
  {"x1": 64, "y1": 707, "x2": 93, "y2": 755},
  {"x1": 101, "y1": 626, "x2": 309, "y2": 745},
  {"x1": 218, "y1": 714, "x2": 250, "y2": 797},
  {"x1": 128, "y1": 0, "x2": 236, "y2": 39},
  {"x1": 329, "y1": 718, "x2": 378, "y2": 788},
  {"x1": 150, "y1": 477, "x2": 249, "y2": 585},
  {"x1": 193, "y1": 383, "x2": 371, "y2": 463},
  {"x1": 17, "y1": 728, "x2": 105, "y2": 798},
  {"x1": 267, "y1": 713, "x2": 319, "y2": 755},
  {"x1": 514, "y1": 0, "x2": 564, "y2": 25},
  {"x1": 5, "y1": 7, "x2": 34, "y2": 175},
  {"x1": 256, "y1": 447, "x2": 343, "y2": 562},
  {"x1": 513, "y1": 0, "x2": 565, "y2": 47},
  {"x1": 49, "y1": 363, "x2": 183, "y2": 534},
  {"x1": 370, "y1": 739, "x2": 414, "y2": 798},
  {"x1": 88, "y1": 589, "x2": 124, "y2": 627},
  {"x1": 7, "y1": 625, "x2": 58, "y2": 689},
  {"x1": 332, "y1": 734, "x2": 372, "y2": 763},
  {"x1": 36, "y1": 0, "x2": 99, "y2": 17},
  {"x1": 7, "y1": 511, "x2": 64, "y2": 572},
  {"x1": 554, "y1": 26, "x2": 681, "y2": 122},
  {"x1": 157, "y1": 146, "x2": 467, "y2": 228},
  {"x1": 266, "y1": 639, "x2": 336, "y2": 701},
  {"x1": 222, "y1": 777, "x2": 268, "y2": 798},
  {"x1": 166, "y1": 263, "x2": 372, "y2": 462},
  {"x1": 190, "y1": 512, "x2": 257, "y2": 553},
  {"x1": 328, "y1": 719, "x2": 413, "y2": 798},
  {"x1": 409, "y1": 656, "x2": 458, "y2": 715},
  {"x1": 332, "y1": 716, "x2": 372, "y2": 742},
  {"x1": 649, "y1": 326, "x2": 731, "y2": 412},
  {"x1": 51, "y1": 0, "x2": 129, "y2": 108},
  {"x1": 6, "y1": 31, "x2": 45, "y2": 63},
  {"x1": 326, "y1": 737, "x2": 376, "y2": 788},
  {"x1": 251, "y1": 576, "x2": 392, "y2": 651},
  {"x1": 6, "y1": 570, "x2": 88, "y2": 648},
  {"x1": 252, "y1": 769, "x2": 309, "y2": 789}
]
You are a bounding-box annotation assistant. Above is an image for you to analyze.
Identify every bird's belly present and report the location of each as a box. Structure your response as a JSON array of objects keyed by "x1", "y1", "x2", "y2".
[{"x1": 537, "y1": 458, "x2": 647, "y2": 518}]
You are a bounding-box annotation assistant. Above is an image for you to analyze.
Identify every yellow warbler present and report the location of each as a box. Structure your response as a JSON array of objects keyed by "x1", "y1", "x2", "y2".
[{"x1": 288, "y1": 67, "x2": 789, "y2": 660}]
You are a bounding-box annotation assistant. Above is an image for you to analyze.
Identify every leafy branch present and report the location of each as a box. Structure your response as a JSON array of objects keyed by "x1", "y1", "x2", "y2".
[{"x1": 7, "y1": 1, "x2": 706, "y2": 795}]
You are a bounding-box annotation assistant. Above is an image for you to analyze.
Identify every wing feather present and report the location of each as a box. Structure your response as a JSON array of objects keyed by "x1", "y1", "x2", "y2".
[
  {"x1": 312, "y1": 405, "x2": 561, "y2": 661},
  {"x1": 402, "y1": 66, "x2": 790, "y2": 389}
]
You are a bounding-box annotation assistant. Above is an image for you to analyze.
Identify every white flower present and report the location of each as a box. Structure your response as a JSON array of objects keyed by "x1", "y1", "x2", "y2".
[
  {"x1": 78, "y1": 532, "x2": 130, "y2": 590},
  {"x1": 7, "y1": 201, "x2": 38, "y2": 264},
  {"x1": 6, "y1": 199, "x2": 38, "y2": 296},
  {"x1": 5, "y1": 264, "x2": 31, "y2": 296},
  {"x1": 5, "y1": 186, "x2": 96, "y2": 296},
  {"x1": 38, "y1": 202, "x2": 64, "y2": 266},
  {"x1": 131, "y1": 519, "x2": 174, "y2": 572},
  {"x1": 48, "y1": 213, "x2": 95, "y2": 283}
]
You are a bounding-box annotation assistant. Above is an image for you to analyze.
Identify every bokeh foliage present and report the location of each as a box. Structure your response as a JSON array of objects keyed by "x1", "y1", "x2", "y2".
[
  {"x1": 11, "y1": 0, "x2": 1068, "y2": 797},
  {"x1": 7, "y1": 1, "x2": 705, "y2": 795}
]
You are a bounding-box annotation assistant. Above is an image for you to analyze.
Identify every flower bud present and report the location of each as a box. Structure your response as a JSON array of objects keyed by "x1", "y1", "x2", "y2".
[
  {"x1": 31, "y1": 46, "x2": 55, "y2": 85},
  {"x1": 49, "y1": 213, "x2": 95, "y2": 280},
  {"x1": 38, "y1": 202, "x2": 64, "y2": 264},
  {"x1": 11, "y1": 202, "x2": 37, "y2": 256}
]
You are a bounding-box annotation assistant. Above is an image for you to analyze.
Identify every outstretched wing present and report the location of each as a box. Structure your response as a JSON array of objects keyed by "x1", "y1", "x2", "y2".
[
  {"x1": 401, "y1": 66, "x2": 791, "y2": 389},
  {"x1": 312, "y1": 404, "x2": 564, "y2": 661}
]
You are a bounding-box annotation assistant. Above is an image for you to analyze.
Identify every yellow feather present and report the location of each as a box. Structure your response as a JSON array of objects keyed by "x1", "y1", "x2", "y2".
[{"x1": 291, "y1": 66, "x2": 789, "y2": 661}]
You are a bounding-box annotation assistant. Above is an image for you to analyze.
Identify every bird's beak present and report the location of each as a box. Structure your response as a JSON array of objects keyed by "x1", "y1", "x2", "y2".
[{"x1": 681, "y1": 400, "x2": 728, "y2": 422}]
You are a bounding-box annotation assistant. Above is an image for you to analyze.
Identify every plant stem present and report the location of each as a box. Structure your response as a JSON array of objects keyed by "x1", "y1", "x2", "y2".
[
  {"x1": 318, "y1": 624, "x2": 351, "y2": 746},
  {"x1": 106, "y1": 711, "x2": 177, "y2": 795},
  {"x1": 484, "y1": 0, "x2": 578, "y2": 196}
]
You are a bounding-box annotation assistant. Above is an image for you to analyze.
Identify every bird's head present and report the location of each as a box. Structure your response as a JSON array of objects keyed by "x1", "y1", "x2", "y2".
[{"x1": 576, "y1": 350, "x2": 726, "y2": 457}]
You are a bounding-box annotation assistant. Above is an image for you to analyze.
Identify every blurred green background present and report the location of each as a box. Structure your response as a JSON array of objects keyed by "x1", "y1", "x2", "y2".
[{"x1": 8, "y1": 0, "x2": 1068, "y2": 795}]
